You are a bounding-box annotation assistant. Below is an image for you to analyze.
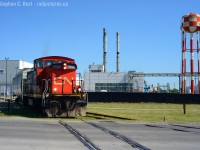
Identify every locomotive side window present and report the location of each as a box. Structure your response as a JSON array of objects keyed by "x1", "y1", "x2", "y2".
[
  {"x1": 45, "y1": 60, "x2": 55, "y2": 67},
  {"x1": 37, "y1": 60, "x2": 44, "y2": 68}
]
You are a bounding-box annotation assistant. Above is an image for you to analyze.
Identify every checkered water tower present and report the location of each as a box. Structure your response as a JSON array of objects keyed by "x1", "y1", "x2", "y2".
[{"x1": 181, "y1": 13, "x2": 200, "y2": 93}]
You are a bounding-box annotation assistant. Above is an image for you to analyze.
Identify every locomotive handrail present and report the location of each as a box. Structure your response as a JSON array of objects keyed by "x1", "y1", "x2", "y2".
[{"x1": 42, "y1": 79, "x2": 50, "y2": 107}]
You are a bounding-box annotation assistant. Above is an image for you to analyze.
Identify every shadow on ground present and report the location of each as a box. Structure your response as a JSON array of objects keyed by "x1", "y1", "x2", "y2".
[
  {"x1": 0, "y1": 102, "x2": 86, "y2": 120},
  {"x1": 0, "y1": 101, "x2": 41, "y2": 118}
]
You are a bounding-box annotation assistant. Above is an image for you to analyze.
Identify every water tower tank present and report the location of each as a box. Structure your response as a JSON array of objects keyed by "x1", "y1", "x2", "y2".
[{"x1": 181, "y1": 13, "x2": 200, "y2": 33}]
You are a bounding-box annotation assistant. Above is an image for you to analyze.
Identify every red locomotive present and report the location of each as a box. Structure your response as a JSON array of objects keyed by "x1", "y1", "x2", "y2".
[{"x1": 13, "y1": 56, "x2": 87, "y2": 117}]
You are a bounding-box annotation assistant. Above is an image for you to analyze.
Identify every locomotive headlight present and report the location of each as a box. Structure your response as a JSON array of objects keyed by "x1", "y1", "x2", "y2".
[
  {"x1": 53, "y1": 88, "x2": 57, "y2": 93},
  {"x1": 63, "y1": 63, "x2": 67, "y2": 70},
  {"x1": 78, "y1": 87, "x2": 81, "y2": 92}
]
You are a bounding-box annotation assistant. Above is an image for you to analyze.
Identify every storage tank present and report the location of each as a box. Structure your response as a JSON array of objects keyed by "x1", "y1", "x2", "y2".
[{"x1": 181, "y1": 13, "x2": 200, "y2": 33}]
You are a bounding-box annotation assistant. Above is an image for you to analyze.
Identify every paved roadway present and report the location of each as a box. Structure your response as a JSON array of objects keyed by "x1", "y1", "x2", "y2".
[
  {"x1": 97, "y1": 121, "x2": 200, "y2": 150},
  {"x1": 0, "y1": 117, "x2": 200, "y2": 150},
  {"x1": 0, "y1": 118, "x2": 86, "y2": 150}
]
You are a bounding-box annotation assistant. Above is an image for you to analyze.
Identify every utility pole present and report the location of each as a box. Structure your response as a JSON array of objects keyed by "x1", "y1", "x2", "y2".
[{"x1": 5, "y1": 57, "x2": 10, "y2": 114}]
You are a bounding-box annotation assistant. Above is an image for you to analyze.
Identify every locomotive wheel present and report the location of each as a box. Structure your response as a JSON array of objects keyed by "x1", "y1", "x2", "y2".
[
  {"x1": 75, "y1": 106, "x2": 82, "y2": 116},
  {"x1": 75, "y1": 105, "x2": 86, "y2": 116},
  {"x1": 50, "y1": 105, "x2": 57, "y2": 117},
  {"x1": 49, "y1": 101, "x2": 60, "y2": 118},
  {"x1": 66, "y1": 101, "x2": 87, "y2": 117},
  {"x1": 67, "y1": 105, "x2": 86, "y2": 117}
]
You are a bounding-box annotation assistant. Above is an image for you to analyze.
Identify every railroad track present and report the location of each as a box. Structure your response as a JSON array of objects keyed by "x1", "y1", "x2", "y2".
[
  {"x1": 59, "y1": 120, "x2": 151, "y2": 150},
  {"x1": 59, "y1": 120, "x2": 100, "y2": 150},
  {"x1": 83, "y1": 121, "x2": 151, "y2": 150}
]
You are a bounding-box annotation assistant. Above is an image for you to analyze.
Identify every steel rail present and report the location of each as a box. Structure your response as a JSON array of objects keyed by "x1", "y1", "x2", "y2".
[
  {"x1": 87, "y1": 112, "x2": 133, "y2": 120},
  {"x1": 59, "y1": 120, "x2": 100, "y2": 150},
  {"x1": 171, "y1": 124, "x2": 200, "y2": 129},
  {"x1": 145, "y1": 124, "x2": 200, "y2": 135},
  {"x1": 84, "y1": 121, "x2": 151, "y2": 150}
]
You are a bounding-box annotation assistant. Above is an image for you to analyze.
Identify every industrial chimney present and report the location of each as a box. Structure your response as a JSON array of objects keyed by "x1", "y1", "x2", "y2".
[
  {"x1": 103, "y1": 28, "x2": 107, "y2": 72},
  {"x1": 116, "y1": 32, "x2": 120, "y2": 72}
]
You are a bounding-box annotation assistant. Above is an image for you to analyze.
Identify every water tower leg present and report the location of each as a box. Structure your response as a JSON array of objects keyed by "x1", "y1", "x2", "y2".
[
  {"x1": 197, "y1": 32, "x2": 200, "y2": 94},
  {"x1": 182, "y1": 31, "x2": 186, "y2": 93},
  {"x1": 190, "y1": 33, "x2": 195, "y2": 94}
]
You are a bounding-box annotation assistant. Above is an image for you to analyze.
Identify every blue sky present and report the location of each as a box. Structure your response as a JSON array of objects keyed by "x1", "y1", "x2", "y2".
[{"x1": 1, "y1": 0, "x2": 200, "y2": 88}]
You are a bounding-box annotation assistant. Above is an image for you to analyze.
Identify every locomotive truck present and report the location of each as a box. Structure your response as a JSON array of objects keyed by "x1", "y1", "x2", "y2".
[{"x1": 13, "y1": 56, "x2": 87, "y2": 117}]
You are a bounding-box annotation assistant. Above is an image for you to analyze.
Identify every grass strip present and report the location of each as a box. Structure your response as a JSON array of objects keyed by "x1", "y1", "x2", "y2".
[{"x1": 87, "y1": 102, "x2": 200, "y2": 122}]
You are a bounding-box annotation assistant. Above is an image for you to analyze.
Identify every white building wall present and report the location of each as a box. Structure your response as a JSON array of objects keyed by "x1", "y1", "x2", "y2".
[
  {"x1": 0, "y1": 60, "x2": 33, "y2": 95},
  {"x1": 19, "y1": 60, "x2": 33, "y2": 69},
  {"x1": 84, "y1": 72, "x2": 144, "y2": 92}
]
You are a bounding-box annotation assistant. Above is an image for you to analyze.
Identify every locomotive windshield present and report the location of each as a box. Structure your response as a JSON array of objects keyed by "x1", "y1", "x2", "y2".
[
  {"x1": 52, "y1": 64, "x2": 62, "y2": 69},
  {"x1": 45, "y1": 60, "x2": 55, "y2": 67},
  {"x1": 45, "y1": 60, "x2": 67, "y2": 67},
  {"x1": 68, "y1": 63, "x2": 77, "y2": 69},
  {"x1": 34, "y1": 59, "x2": 76, "y2": 70},
  {"x1": 51, "y1": 63, "x2": 77, "y2": 69}
]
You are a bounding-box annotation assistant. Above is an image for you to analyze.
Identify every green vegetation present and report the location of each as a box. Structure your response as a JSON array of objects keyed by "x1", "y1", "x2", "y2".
[
  {"x1": 1, "y1": 101, "x2": 200, "y2": 123},
  {"x1": 169, "y1": 88, "x2": 179, "y2": 93},
  {"x1": 87, "y1": 102, "x2": 200, "y2": 122}
]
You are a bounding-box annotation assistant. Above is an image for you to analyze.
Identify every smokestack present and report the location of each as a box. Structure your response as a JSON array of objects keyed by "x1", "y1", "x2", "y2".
[
  {"x1": 116, "y1": 32, "x2": 120, "y2": 72},
  {"x1": 103, "y1": 28, "x2": 107, "y2": 72}
]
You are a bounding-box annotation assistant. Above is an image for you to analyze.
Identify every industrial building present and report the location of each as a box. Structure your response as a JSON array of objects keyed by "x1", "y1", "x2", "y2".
[
  {"x1": 84, "y1": 28, "x2": 144, "y2": 92},
  {"x1": 84, "y1": 69, "x2": 144, "y2": 92},
  {"x1": 0, "y1": 60, "x2": 33, "y2": 96}
]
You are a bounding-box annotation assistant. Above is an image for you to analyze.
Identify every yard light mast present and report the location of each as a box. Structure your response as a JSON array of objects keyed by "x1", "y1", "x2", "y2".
[{"x1": 5, "y1": 57, "x2": 9, "y2": 113}]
